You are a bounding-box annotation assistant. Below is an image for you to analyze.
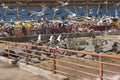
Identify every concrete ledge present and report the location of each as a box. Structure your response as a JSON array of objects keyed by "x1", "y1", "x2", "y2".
[
  {"x1": 0, "y1": 56, "x2": 15, "y2": 65},
  {"x1": 0, "y1": 56, "x2": 68, "y2": 80},
  {"x1": 19, "y1": 62, "x2": 68, "y2": 80}
]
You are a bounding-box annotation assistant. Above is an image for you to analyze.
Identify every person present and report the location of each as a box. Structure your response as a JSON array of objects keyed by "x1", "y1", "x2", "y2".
[
  {"x1": 21, "y1": 25, "x2": 27, "y2": 36},
  {"x1": 9, "y1": 26, "x2": 15, "y2": 36}
]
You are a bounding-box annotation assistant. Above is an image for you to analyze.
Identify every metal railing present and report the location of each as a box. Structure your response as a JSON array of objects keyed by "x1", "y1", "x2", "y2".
[{"x1": 0, "y1": 40, "x2": 120, "y2": 80}]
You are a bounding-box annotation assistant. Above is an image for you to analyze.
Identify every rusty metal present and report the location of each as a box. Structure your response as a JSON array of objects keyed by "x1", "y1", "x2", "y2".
[
  {"x1": 7, "y1": 42, "x2": 10, "y2": 58},
  {"x1": 55, "y1": 53, "x2": 100, "y2": 63},
  {"x1": 25, "y1": 44, "x2": 29, "y2": 65},
  {"x1": 99, "y1": 55, "x2": 103, "y2": 80},
  {"x1": 53, "y1": 49, "x2": 56, "y2": 74},
  {"x1": 55, "y1": 70, "x2": 89, "y2": 80},
  {"x1": 56, "y1": 59, "x2": 99, "y2": 70},
  {"x1": 0, "y1": 40, "x2": 120, "y2": 80},
  {"x1": 56, "y1": 64, "x2": 98, "y2": 77}
]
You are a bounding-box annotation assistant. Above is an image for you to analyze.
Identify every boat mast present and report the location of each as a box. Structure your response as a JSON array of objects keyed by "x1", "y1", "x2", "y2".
[
  {"x1": 96, "y1": 0, "x2": 101, "y2": 17},
  {"x1": 114, "y1": 2, "x2": 118, "y2": 18},
  {"x1": 73, "y1": 2, "x2": 77, "y2": 16},
  {"x1": 16, "y1": 0, "x2": 20, "y2": 21},
  {"x1": 86, "y1": 1, "x2": 89, "y2": 17},
  {"x1": 105, "y1": 0, "x2": 108, "y2": 16}
]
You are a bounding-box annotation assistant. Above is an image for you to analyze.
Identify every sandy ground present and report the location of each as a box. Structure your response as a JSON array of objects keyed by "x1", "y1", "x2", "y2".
[{"x1": 0, "y1": 60, "x2": 49, "y2": 80}]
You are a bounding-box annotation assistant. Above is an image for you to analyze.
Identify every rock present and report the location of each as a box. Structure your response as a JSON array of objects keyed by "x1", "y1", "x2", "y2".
[
  {"x1": 0, "y1": 48, "x2": 7, "y2": 56},
  {"x1": 79, "y1": 40, "x2": 88, "y2": 45},
  {"x1": 31, "y1": 57, "x2": 40, "y2": 63},
  {"x1": 77, "y1": 53, "x2": 86, "y2": 57},
  {"x1": 0, "y1": 32, "x2": 9, "y2": 37},
  {"x1": 84, "y1": 41, "x2": 95, "y2": 52},
  {"x1": 84, "y1": 55, "x2": 93, "y2": 60}
]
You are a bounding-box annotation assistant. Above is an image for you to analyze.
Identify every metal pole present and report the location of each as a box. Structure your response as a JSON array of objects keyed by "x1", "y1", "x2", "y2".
[
  {"x1": 7, "y1": 42, "x2": 10, "y2": 58},
  {"x1": 25, "y1": 44, "x2": 29, "y2": 65},
  {"x1": 114, "y1": 3, "x2": 118, "y2": 18},
  {"x1": 96, "y1": 0, "x2": 101, "y2": 17},
  {"x1": 73, "y1": 2, "x2": 77, "y2": 16},
  {"x1": 53, "y1": 49, "x2": 56, "y2": 74},
  {"x1": 3, "y1": 9, "x2": 7, "y2": 21},
  {"x1": 86, "y1": 1, "x2": 89, "y2": 17},
  {"x1": 99, "y1": 55, "x2": 103, "y2": 80},
  {"x1": 106, "y1": 0, "x2": 108, "y2": 16}
]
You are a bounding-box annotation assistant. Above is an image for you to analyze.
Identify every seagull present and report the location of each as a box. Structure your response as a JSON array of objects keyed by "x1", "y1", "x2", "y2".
[
  {"x1": 38, "y1": 34, "x2": 41, "y2": 41},
  {"x1": 49, "y1": 35, "x2": 54, "y2": 42},
  {"x1": 21, "y1": 9, "x2": 25, "y2": 12},
  {"x1": 104, "y1": 0, "x2": 108, "y2": 4},
  {"x1": 79, "y1": 6, "x2": 83, "y2": 9},
  {"x1": 28, "y1": 7, "x2": 47, "y2": 17},
  {"x1": 1, "y1": 3, "x2": 17, "y2": 11},
  {"x1": 7, "y1": 8, "x2": 17, "y2": 11},
  {"x1": 89, "y1": 9, "x2": 93, "y2": 15},
  {"x1": 1, "y1": 3, "x2": 5, "y2": 7},
  {"x1": 1, "y1": 3, "x2": 9, "y2": 9},
  {"x1": 115, "y1": 2, "x2": 120, "y2": 6},
  {"x1": 53, "y1": 8, "x2": 59, "y2": 12},
  {"x1": 58, "y1": 0, "x2": 70, "y2": 7},
  {"x1": 57, "y1": 35, "x2": 61, "y2": 42},
  {"x1": 16, "y1": 1, "x2": 27, "y2": 5},
  {"x1": 64, "y1": 8, "x2": 76, "y2": 18}
]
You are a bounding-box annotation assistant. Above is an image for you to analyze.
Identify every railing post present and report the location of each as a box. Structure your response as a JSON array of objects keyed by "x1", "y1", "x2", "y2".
[
  {"x1": 25, "y1": 44, "x2": 29, "y2": 65},
  {"x1": 53, "y1": 49, "x2": 56, "y2": 74},
  {"x1": 99, "y1": 55, "x2": 103, "y2": 80}
]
